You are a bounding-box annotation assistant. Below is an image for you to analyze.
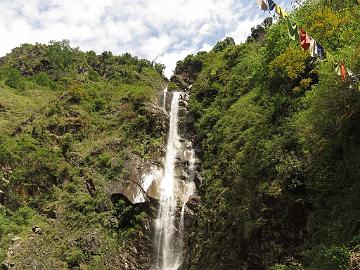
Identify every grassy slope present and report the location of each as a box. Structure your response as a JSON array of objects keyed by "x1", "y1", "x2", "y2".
[
  {"x1": 0, "y1": 83, "x2": 55, "y2": 134},
  {"x1": 0, "y1": 42, "x2": 166, "y2": 269}
]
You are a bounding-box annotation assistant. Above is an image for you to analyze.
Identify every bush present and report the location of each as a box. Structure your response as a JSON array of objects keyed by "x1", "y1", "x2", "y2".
[
  {"x1": 305, "y1": 245, "x2": 350, "y2": 270},
  {"x1": 64, "y1": 247, "x2": 84, "y2": 268},
  {"x1": 12, "y1": 206, "x2": 35, "y2": 226},
  {"x1": 98, "y1": 153, "x2": 112, "y2": 169},
  {"x1": 3, "y1": 68, "x2": 26, "y2": 92},
  {"x1": 270, "y1": 263, "x2": 303, "y2": 270},
  {"x1": 32, "y1": 72, "x2": 53, "y2": 87},
  {"x1": 167, "y1": 81, "x2": 179, "y2": 91}
]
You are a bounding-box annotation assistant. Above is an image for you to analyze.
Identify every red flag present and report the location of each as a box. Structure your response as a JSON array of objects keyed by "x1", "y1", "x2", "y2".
[
  {"x1": 340, "y1": 63, "x2": 347, "y2": 81},
  {"x1": 299, "y1": 28, "x2": 310, "y2": 50}
]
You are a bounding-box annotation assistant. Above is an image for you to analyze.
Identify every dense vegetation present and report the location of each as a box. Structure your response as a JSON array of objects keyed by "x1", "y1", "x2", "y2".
[
  {"x1": 0, "y1": 41, "x2": 166, "y2": 268},
  {"x1": 173, "y1": 0, "x2": 360, "y2": 269},
  {"x1": 2, "y1": 0, "x2": 360, "y2": 269}
]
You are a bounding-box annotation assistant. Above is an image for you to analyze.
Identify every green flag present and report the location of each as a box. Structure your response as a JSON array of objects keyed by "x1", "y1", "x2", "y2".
[
  {"x1": 326, "y1": 51, "x2": 338, "y2": 71},
  {"x1": 287, "y1": 18, "x2": 299, "y2": 41},
  {"x1": 335, "y1": 65, "x2": 341, "y2": 76}
]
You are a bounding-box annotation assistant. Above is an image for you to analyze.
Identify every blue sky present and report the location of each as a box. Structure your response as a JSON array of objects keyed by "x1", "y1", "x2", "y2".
[{"x1": 0, "y1": 0, "x2": 294, "y2": 77}]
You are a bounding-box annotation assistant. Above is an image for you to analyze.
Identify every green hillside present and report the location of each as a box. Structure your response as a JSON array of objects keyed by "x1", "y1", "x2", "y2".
[
  {"x1": 172, "y1": 0, "x2": 360, "y2": 269},
  {"x1": 0, "y1": 41, "x2": 166, "y2": 269}
]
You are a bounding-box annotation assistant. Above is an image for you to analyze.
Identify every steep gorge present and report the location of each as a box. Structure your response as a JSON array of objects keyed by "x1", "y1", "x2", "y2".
[{"x1": 1, "y1": 0, "x2": 360, "y2": 269}]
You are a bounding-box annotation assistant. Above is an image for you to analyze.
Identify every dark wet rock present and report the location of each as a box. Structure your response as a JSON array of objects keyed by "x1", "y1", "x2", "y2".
[
  {"x1": 186, "y1": 195, "x2": 200, "y2": 212},
  {"x1": 142, "y1": 102, "x2": 169, "y2": 138},
  {"x1": 32, "y1": 226, "x2": 43, "y2": 235},
  {"x1": 1, "y1": 261, "x2": 12, "y2": 270},
  {"x1": 0, "y1": 190, "x2": 4, "y2": 205},
  {"x1": 90, "y1": 146, "x2": 103, "y2": 156},
  {"x1": 44, "y1": 209, "x2": 58, "y2": 219},
  {"x1": 78, "y1": 231, "x2": 102, "y2": 256},
  {"x1": 109, "y1": 216, "x2": 119, "y2": 227},
  {"x1": 47, "y1": 118, "x2": 84, "y2": 136},
  {"x1": 194, "y1": 173, "x2": 203, "y2": 189},
  {"x1": 164, "y1": 91, "x2": 174, "y2": 113},
  {"x1": 140, "y1": 218, "x2": 151, "y2": 232},
  {"x1": 85, "y1": 178, "x2": 96, "y2": 196}
]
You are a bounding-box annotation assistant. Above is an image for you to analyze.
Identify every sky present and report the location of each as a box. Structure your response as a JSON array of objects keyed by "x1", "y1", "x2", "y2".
[{"x1": 0, "y1": 0, "x2": 293, "y2": 78}]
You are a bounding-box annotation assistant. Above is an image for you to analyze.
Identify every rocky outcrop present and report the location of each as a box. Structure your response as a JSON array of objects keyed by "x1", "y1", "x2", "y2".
[
  {"x1": 106, "y1": 153, "x2": 163, "y2": 204},
  {"x1": 105, "y1": 102, "x2": 168, "y2": 205}
]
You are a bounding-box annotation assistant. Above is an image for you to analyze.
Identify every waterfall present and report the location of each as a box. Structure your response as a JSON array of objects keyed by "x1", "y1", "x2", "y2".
[
  {"x1": 176, "y1": 148, "x2": 196, "y2": 265},
  {"x1": 154, "y1": 91, "x2": 182, "y2": 270},
  {"x1": 163, "y1": 86, "x2": 168, "y2": 108},
  {"x1": 180, "y1": 148, "x2": 196, "y2": 228},
  {"x1": 154, "y1": 90, "x2": 196, "y2": 270}
]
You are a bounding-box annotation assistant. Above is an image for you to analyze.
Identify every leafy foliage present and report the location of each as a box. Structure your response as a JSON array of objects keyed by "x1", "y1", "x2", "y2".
[
  {"x1": 173, "y1": 0, "x2": 360, "y2": 269},
  {"x1": 0, "y1": 41, "x2": 166, "y2": 267}
]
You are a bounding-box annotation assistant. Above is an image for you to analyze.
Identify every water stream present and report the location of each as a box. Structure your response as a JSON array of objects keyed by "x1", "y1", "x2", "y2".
[{"x1": 153, "y1": 90, "x2": 195, "y2": 270}]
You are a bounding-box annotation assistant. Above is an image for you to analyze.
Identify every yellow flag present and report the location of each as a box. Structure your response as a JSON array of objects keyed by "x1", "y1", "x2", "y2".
[{"x1": 275, "y1": 5, "x2": 288, "y2": 18}]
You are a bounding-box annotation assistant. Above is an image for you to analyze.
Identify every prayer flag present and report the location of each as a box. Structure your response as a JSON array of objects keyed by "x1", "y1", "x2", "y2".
[
  {"x1": 340, "y1": 64, "x2": 347, "y2": 81},
  {"x1": 268, "y1": 0, "x2": 276, "y2": 11},
  {"x1": 275, "y1": 5, "x2": 288, "y2": 18},
  {"x1": 314, "y1": 42, "x2": 326, "y2": 60},
  {"x1": 335, "y1": 65, "x2": 341, "y2": 76},
  {"x1": 257, "y1": 0, "x2": 269, "y2": 11},
  {"x1": 299, "y1": 28, "x2": 311, "y2": 50},
  {"x1": 287, "y1": 18, "x2": 299, "y2": 41},
  {"x1": 309, "y1": 36, "x2": 316, "y2": 57}
]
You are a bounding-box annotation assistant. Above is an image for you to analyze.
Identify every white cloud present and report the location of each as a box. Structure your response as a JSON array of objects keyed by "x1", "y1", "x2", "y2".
[
  {"x1": 0, "y1": 0, "x2": 293, "y2": 77},
  {"x1": 158, "y1": 49, "x2": 194, "y2": 78}
]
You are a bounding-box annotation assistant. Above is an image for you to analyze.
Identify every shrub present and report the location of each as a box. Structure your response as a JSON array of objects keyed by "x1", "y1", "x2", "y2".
[
  {"x1": 64, "y1": 247, "x2": 84, "y2": 268},
  {"x1": 32, "y1": 72, "x2": 52, "y2": 87},
  {"x1": 3, "y1": 68, "x2": 26, "y2": 92},
  {"x1": 305, "y1": 246, "x2": 350, "y2": 270}
]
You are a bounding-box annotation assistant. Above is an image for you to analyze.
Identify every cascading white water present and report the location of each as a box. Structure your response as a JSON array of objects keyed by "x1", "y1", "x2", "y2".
[
  {"x1": 154, "y1": 89, "x2": 197, "y2": 270},
  {"x1": 179, "y1": 148, "x2": 196, "y2": 227},
  {"x1": 163, "y1": 86, "x2": 168, "y2": 108},
  {"x1": 176, "y1": 148, "x2": 196, "y2": 266},
  {"x1": 154, "y1": 91, "x2": 182, "y2": 270}
]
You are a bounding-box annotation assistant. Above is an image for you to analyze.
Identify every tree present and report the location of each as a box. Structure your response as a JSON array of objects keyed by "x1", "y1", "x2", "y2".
[{"x1": 213, "y1": 37, "x2": 235, "y2": 52}]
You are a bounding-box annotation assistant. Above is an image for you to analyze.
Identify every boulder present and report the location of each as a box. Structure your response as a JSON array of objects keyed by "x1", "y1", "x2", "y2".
[
  {"x1": 194, "y1": 172, "x2": 203, "y2": 189},
  {"x1": 107, "y1": 153, "x2": 162, "y2": 204},
  {"x1": 109, "y1": 216, "x2": 119, "y2": 227},
  {"x1": 32, "y1": 226, "x2": 43, "y2": 235},
  {"x1": 1, "y1": 261, "x2": 12, "y2": 270},
  {"x1": 0, "y1": 190, "x2": 4, "y2": 205},
  {"x1": 44, "y1": 209, "x2": 58, "y2": 219},
  {"x1": 186, "y1": 195, "x2": 200, "y2": 212}
]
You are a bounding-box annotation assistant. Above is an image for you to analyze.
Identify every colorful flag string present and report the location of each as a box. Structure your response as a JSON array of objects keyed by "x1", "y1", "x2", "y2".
[{"x1": 256, "y1": 0, "x2": 359, "y2": 86}]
